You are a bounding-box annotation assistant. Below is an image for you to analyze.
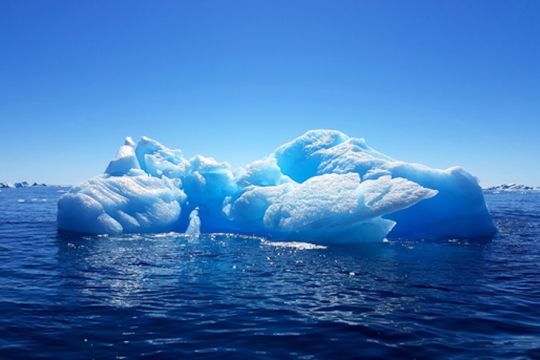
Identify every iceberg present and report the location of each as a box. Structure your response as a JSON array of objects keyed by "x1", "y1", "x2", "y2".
[
  {"x1": 57, "y1": 130, "x2": 496, "y2": 243},
  {"x1": 57, "y1": 172, "x2": 186, "y2": 234},
  {"x1": 484, "y1": 183, "x2": 539, "y2": 192},
  {"x1": 0, "y1": 181, "x2": 46, "y2": 188}
]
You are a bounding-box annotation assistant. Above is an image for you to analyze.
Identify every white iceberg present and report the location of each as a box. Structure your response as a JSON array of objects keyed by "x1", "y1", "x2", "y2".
[
  {"x1": 57, "y1": 130, "x2": 496, "y2": 243},
  {"x1": 57, "y1": 173, "x2": 186, "y2": 234}
]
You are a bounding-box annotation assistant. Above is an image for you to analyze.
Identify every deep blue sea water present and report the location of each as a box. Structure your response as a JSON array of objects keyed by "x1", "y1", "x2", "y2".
[{"x1": 0, "y1": 187, "x2": 539, "y2": 359}]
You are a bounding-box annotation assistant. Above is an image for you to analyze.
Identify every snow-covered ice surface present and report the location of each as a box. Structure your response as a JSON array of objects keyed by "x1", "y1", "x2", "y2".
[{"x1": 58, "y1": 130, "x2": 495, "y2": 243}]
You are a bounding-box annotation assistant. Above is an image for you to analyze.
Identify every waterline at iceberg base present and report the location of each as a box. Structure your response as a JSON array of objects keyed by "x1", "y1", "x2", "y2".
[{"x1": 57, "y1": 130, "x2": 495, "y2": 243}]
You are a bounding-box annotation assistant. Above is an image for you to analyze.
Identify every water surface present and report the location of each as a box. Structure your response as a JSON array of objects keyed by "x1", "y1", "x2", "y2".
[{"x1": 0, "y1": 187, "x2": 539, "y2": 359}]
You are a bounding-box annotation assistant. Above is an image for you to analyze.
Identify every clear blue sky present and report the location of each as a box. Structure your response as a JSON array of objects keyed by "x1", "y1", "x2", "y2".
[{"x1": 1, "y1": 0, "x2": 538, "y2": 186}]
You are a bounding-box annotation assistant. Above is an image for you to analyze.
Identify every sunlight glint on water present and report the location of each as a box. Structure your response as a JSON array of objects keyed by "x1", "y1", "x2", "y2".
[{"x1": 0, "y1": 187, "x2": 539, "y2": 359}]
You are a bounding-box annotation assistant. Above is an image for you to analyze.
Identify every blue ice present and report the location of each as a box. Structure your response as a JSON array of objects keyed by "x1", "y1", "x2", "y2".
[{"x1": 57, "y1": 130, "x2": 495, "y2": 243}]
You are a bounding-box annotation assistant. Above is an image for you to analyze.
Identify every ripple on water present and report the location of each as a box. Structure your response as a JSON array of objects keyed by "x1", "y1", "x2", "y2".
[{"x1": 0, "y1": 188, "x2": 540, "y2": 358}]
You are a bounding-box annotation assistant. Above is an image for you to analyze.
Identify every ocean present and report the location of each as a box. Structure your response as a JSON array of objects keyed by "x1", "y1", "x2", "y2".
[{"x1": 0, "y1": 186, "x2": 539, "y2": 359}]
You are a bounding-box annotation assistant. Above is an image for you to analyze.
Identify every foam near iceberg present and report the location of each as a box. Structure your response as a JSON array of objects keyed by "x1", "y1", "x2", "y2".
[{"x1": 57, "y1": 130, "x2": 496, "y2": 243}]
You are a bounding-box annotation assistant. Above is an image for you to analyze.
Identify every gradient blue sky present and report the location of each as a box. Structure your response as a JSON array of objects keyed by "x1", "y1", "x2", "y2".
[{"x1": 1, "y1": 0, "x2": 538, "y2": 186}]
